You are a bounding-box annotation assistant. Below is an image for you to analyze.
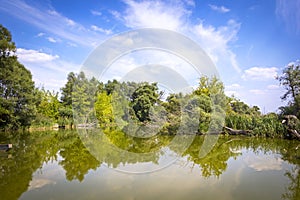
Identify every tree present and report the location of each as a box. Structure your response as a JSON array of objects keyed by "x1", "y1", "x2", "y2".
[
  {"x1": 277, "y1": 62, "x2": 300, "y2": 117},
  {"x1": 60, "y1": 72, "x2": 101, "y2": 127},
  {"x1": 131, "y1": 83, "x2": 160, "y2": 122},
  {"x1": 104, "y1": 79, "x2": 119, "y2": 95},
  {"x1": 33, "y1": 89, "x2": 60, "y2": 126},
  {"x1": 71, "y1": 72, "x2": 99, "y2": 125},
  {"x1": 227, "y1": 97, "x2": 260, "y2": 115},
  {"x1": 59, "y1": 137, "x2": 100, "y2": 182},
  {"x1": 60, "y1": 72, "x2": 76, "y2": 127},
  {"x1": 0, "y1": 25, "x2": 36, "y2": 130},
  {"x1": 193, "y1": 76, "x2": 226, "y2": 133},
  {"x1": 0, "y1": 24, "x2": 15, "y2": 57},
  {"x1": 61, "y1": 72, "x2": 76, "y2": 106},
  {"x1": 95, "y1": 91, "x2": 113, "y2": 127}
]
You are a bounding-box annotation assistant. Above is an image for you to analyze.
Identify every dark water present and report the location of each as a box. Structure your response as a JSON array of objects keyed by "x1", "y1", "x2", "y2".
[{"x1": 0, "y1": 129, "x2": 299, "y2": 200}]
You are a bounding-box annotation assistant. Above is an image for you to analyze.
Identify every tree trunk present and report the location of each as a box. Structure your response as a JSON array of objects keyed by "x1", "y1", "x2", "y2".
[
  {"x1": 224, "y1": 126, "x2": 252, "y2": 136},
  {"x1": 282, "y1": 115, "x2": 300, "y2": 140},
  {"x1": 287, "y1": 129, "x2": 300, "y2": 140}
]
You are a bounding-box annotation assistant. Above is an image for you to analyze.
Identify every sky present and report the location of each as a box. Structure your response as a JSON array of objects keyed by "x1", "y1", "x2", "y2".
[{"x1": 0, "y1": 0, "x2": 300, "y2": 113}]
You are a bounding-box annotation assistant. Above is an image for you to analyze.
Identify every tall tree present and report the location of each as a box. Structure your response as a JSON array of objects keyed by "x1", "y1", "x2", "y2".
[
  {"x1": 131, "y1": 83, "x2": 160, "y2": 122},
  {"x1": 61, "y1": 72, "x2": 76, "y2": 106},
  {"x1": 0, "y1": 24, "x2": 36, "y2": 129},
  {"x1": 95, "y1": 91, "x2": 113, "y2": 127},
  {"x1": 193, "y1": 76, "x2": 226, "y2": 133},
  {"x1": 0, "y1": 24, "x2": 15, "y2": 57},
  {"x1": 71, "y1": 72, "x2": 99, "y2": 125},
  {"x1": 36, "y1": 89, "x2": 60, "y2": 122},
  {"x1": 277, "y1": 62, "x2": 300, "y2": 117},
  {"x1": 60, "y1": 72, "x2": 76, "y2": 127}
]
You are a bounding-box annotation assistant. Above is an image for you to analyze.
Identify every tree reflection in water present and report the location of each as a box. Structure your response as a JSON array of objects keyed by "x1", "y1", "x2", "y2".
[
  {"x1": 59, "y1": 136, "x2": 100, "y2": 182},
  {"x1": 0, "y1": 130, "x2": 299, "y2": 200}
]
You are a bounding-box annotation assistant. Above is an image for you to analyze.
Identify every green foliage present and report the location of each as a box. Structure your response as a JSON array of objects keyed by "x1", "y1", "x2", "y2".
[
  {"x1": 225, "y1": 112, "x2": 286, "y2": 138},
  {"x1": 0, "y1": 25, "x2": 36, "y2": 130},
  {"x1": 59, "y1": 136, "x2": 100, "y2": 182},
  {"x1": 194, "y1": 76, "x2": 226, "y2": 105},
  {"x1": 72, "y1": 72, "x2": 91, "y2": 123},
  {"x1": 1, "y1": 130, "x2": 300, "y2": 199},
  {"x1": 37, "y1": 90, "x2": 60, "y2": 121},
  {"x1": 160, "y1": 94, "x2": 182, "y2": 134},
  {"x1": 61, "y1": 72, "x2": 75, "y2": 106},
  {"x1": 71, "y1": 72, "x2": 99, "y2": 125},
  {"x1": 95, "y1": 81, "x2": 165, "y2": 137},
  {"x1": 223, "y1": 96, "x2": 286, "y2": 137},
  {"x1": 60, "y1": 72, "x2": 77, "y2": 127},
  {"x1": 131, "y1": 82, "x2": 160, "y2": 122},
  {"x1": 0, "y1": 130, "x2": 102, "y2": 199},
  {"x1": 95, "y1": 91, "x2": 114, "y2": 128},
  {"x1": 0, "y1": 21, "x2": 293, "y2": 138},
  {"x1": 227, "y1": 96, "x2": 261, "y2": 115},
  {"x1": 277, "y1": 62, "x2": 300, "y2": 118},
  {"x1": 159, "y1": 76, "x2": 226, "y2": 135},
  {"x1": 0, "y1": 24, "x2": 16, "y2": 57},
  {"x1": 31, "y1": 89, "x2": 61, "y2": 127},
  {"x1": 194, "y1": 76, "x2": 226, "y2": 133},
  {"x1": 1, "y1": 129, "x2": 300, "y2": 199},
  {"x1": 104, "y1": 79, "x2": 119, "y2": 95},
  {"x1": 58, "y1": 105, "x2": 73, "y2": 127}
]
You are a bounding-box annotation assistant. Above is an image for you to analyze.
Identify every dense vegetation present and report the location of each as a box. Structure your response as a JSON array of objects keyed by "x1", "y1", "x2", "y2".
[
  {"x1": 0, "y1": 25, "x2": 36, "y2": 129},
  {"x1": 277, "y1": 63, "x2": 300, "y2": 118},
  {"x1": 0, "y1": 24, "x2": 299, "y2": 139}
]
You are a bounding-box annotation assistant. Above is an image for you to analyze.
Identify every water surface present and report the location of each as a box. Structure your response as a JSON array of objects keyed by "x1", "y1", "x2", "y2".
[{"x1": 0, "y1": 130, "x2": 299, "y2": 200}]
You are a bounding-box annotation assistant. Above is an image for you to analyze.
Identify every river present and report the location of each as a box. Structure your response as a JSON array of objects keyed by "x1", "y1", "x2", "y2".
[{"x1": 0, "y1": 129, "x2": 299, "y2": 200}]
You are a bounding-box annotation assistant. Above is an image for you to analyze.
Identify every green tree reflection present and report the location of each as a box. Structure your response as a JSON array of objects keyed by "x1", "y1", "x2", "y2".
[
  {"x1": 59, "y1": 135, "x2": 100, "y2": 182},
  {"x1": 183, "y1": 136, "x2": 241, "y2": 178},
  {"x1": 0, "y1": 131, "x2": 59, "y2": 200},
  {"x1": 0, "y1": 130, "x2": 299, "y2": 200}
]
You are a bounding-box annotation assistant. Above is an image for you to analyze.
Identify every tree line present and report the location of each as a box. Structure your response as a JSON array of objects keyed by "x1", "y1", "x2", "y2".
[{"x1": 0, "y1": 24, "x2": 299, "y2": 138}]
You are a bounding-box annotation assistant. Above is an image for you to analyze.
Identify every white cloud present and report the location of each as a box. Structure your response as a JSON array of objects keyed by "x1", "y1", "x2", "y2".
[
  {"x1": 192, "y1": 19, "x2": 241, "y2": 72},
  {"x1": 244, "y1": 154, "x2": 283, "y2": 171},
  {"x1": 119, "y1": 0, "x2": 241, "y2": 73},
  {"x1": 242, "y1": 67, "x2": 278, "y2": 80},
  {"x1": 34, "y1": 78, "x2": 67, "y2": 89},
  {"x1": 36, "y1": 32, "x2": 45, "y2": 37},
  {"x1": 17, "y1": 48, "x2": 79, "y2": 91},
  {"x1": 37, "y1": 33, "x2": 62, "y2": 44},
  {"x1": 209, "y1": 4, "x2": 230, "y2": 13},
  {"x1": 267, "y1": 84, "x2": 280, "y2": 90},
  {"x1": 249, "y1": 89, "x2": 265, "y2": 95},
  {"x1": 225, "y1": 90, "x2": 239, "y2": 97},
  {"x1": 225, "y1": 84, "x2": 242, "y2": 97},
  {"x1": 91, "y1": 10, "x2": 102, "y2": 16},
  {"x1": 65, "y1": 19, "x2": 76, "y2": 26},
  {"x1": 17, "y1": 48, "x2": 78, "y2": 73},
  {"x1": 67, "y1": 42, "x2": 77, "y2": 47},
  {"x1": 110, "y1": 10, "x2": 121, "y2": 20},
  {"x1": 17, "y1": 48, "x2": 59, "y2": 63},
  {"x1": 276, "y1": 0, "x2": 300, "y2": 34},
  {"x1": 122, "y1": 0, "x2": 189, "y2": 30},
  {"x1": 226, "y1": 83, "x2": 242, "y2": 89},
  {"x1": 47, "y1": 10, "x2": 75, "y2": 27},
  {"x1": 4, "y1": 0, "x2": 243, "y2": 93},
  {"x1": 47, "y1": 37, "x2": 57, "y2": 43},
  {"x1": 91, "y1": 25, "x2": 113, "y2": 35},
  {"x1": 0, "y1": 0, "x2": 105, "y2": 47},
  {"x1": 184, "y1": 0, "x2": 195, "y2": 7},
  {"x1": 1, "y1": 0, "x2": 241, "y2": 76}
]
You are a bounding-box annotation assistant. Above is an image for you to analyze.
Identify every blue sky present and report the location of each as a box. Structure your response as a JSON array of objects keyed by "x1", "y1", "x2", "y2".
[{"x1": 0, "y1": 0, "x2": 300, "y2": 113}]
